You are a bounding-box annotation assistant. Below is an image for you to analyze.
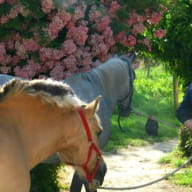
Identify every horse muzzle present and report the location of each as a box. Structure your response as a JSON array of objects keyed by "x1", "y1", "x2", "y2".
[{"x1": 88, "y1": 158, "x2": 107, "y2": 191}]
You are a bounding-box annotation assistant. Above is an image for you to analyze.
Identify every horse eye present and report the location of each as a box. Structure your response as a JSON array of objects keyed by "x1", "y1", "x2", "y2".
[{"x1": 97, "y1": 130, "x2": 102, "y2": 137}]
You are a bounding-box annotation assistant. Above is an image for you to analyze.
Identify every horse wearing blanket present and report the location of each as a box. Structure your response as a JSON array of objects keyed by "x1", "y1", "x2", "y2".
[
  {"x1": 65, "y1": 53, "x2": 136, "y2": 192},
  {"x1": 0, "y1": 79, "x2": 106, "y2": 192}
]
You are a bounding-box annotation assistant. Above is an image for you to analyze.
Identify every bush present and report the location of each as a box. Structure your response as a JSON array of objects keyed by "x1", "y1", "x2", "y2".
[
  {"x1": 0, "y1": 0, "x2": 166, "y2": 80},
  {"x1": 179, "y1": 127, "x2": 192, "y2": 157},
  {"x1": 30, "y1": 164, "x2": 60, "y2": 192}
]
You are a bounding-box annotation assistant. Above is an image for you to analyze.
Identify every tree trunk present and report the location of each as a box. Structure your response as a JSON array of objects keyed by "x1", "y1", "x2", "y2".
[{"x1": 173, "y1": 74, "x2": 179, "y2": 110}]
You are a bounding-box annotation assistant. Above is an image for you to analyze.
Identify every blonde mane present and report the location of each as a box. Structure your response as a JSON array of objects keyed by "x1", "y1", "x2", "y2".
[{"x1": 0, "y1": 78, "x2": 84, "y2": 109}]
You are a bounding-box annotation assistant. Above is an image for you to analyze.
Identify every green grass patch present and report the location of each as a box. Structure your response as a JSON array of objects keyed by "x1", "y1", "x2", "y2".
[
  {"x1": 170, "y1": 171, "x2": 192, "y2": 187},
  {"x1": 158, "y1": 149, "x2": 192, "y2": 187}
]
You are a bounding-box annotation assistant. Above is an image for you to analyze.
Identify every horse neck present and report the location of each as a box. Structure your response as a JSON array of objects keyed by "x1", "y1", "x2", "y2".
[
  {"x1": 93, "y1": 58, "x2": 129, "y2": 104},
  {"x1": 0, "y1": 93, "x2": 77, "y2": 169}
]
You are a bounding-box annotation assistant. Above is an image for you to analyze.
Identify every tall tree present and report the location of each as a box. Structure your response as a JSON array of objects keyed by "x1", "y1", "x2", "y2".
[{"x1": 151, "y1": 0, "x2": 192, "y2": 86}]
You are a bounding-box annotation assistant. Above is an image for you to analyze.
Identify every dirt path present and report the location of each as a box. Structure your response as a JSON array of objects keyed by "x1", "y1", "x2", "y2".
[{"x1": 61, "y1": 139, "x2": 192, "y2": 192}]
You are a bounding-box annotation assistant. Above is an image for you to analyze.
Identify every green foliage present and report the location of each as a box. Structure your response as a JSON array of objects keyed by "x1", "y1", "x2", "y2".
[
  {"x1": 0, "y1": 2, "x2": 11, "y2": 15},
  {"x1": 30, "y1": 164, "x2": 60, "y2": 192},
  {"x1": 151, "y1": 0, "x2": 192, "y2": 86},
  {"x1": 179, "y1": 127, "x2": 192, "y2": 157},
  {"x1": 171, "y1": 171, "x2": 192, "y2": 187},
  {"x1": 119, "y1": 0, "x2": 161, "y2": 13},
  {"x1": 158, "y1": 148, "x2": 192, "y2": 187},
  {"x1": 159, "y1": 150, "x2": 186, "y2": 167},
  {"x1": 18, "y1": 0, "x2": 45, "y2": 18}
]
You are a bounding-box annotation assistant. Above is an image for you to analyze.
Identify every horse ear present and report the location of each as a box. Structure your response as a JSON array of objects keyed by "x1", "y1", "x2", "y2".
[{"x1": 82, "y1": 96, "x2": 102, "y2": 118}]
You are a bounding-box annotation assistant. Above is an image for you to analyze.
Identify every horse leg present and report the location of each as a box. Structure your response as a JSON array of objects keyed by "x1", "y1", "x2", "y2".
[
  {"x1": 70, "y1": 172, "x2": 83, "y2": 192},
  {"x1": 70, "y1": 172, "x2": 97, "y2": 192}
]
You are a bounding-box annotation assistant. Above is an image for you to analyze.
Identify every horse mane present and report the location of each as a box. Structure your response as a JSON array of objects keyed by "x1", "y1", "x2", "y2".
[{"x1": 0, "y1": 78, "x2": 84, "y2": 108}]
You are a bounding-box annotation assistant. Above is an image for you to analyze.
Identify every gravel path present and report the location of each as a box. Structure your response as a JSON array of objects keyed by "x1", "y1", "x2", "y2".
[{"x1": 61, "y1": 139, "x2": 192, "y2": 192}]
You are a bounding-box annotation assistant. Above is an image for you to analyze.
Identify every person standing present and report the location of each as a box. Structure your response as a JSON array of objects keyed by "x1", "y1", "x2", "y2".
[{"x1": 177, "y1": 83, "x2": 192, "y2": 133}]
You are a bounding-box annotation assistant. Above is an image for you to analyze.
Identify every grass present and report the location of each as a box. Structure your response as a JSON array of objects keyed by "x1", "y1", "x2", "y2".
[{"x1": 159, "y1": 150, "x2": 192, "y2": 187}]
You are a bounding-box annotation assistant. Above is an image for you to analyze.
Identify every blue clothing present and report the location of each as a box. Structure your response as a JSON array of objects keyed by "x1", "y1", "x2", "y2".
[{"x1": 177, "y1": 83, "x2": 192, "y2": 123}]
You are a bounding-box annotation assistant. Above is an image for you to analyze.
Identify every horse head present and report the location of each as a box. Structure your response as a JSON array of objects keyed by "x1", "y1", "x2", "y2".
[
  {"x1": 58, "y1": 96, "x2": 107, "y2": 191},
  {"x1": 117, "y1": 52, "x2": 136, "y2": 117}
]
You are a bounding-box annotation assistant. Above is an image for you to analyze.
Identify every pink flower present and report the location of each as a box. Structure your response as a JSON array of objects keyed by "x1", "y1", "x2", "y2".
[
  {"x1": 115, "y1": 31, "x2": 126, "y2": 42},
  {"x1": 6, "y1": 40, "x2": 15, "y2": 51},
  {"x1": 131, "y1": 23, "x2": 145, "y2": 35},
  {"x1": 52, "y1": 49, "x2": 64, "y2": 60},
  {"x1": 57, "y1": 10, "x2": 71, "y2": 25},
  {"x1": 143, "y1": 38, "x2": 151, "y2": 51},
  {"x1": 73, "y1": 26, "x2": 88, "y2": 46},
  {"x1": 0, "y1": 43, "x2": 6, "y2": 56},
  {"x1": 12, "y1": 56, "x2": 21, "y2": 66},
  {"x1": 88, "y1": 33, "x2": 104, "y2": 46},
  {"x1": 98, "y1": 53, "x2": 109, "y2": 62},
  {"x1": 42, "y1": 61, "x2": 56, "y2": 71},
  {"x1": 0, "y1": 0, "x2": 5, "y2": 4},
  {"x1": 41, "y1": 0, "x2": 53, "y2": 13},
  {"x1": 39, "y1": 48, "x2": 52, "y2": 62},
  {"x1": 0, "y1": 66, "x2": 10, "y2": 73},
  {"x1": 109, "y1": 1, "x2": 121, "y2": 14},
  {"x1": 48, "y1": 13, "x2": 67, "y2": 39},
  {"x1": 80, "y1": 65, "x2": 91, "y2": 72},
  {"x1": 153, "y1": 29, "x2": 166, "y2": 39},
  {"x1": 23, "y1": 38, "x2": 39, "y2": 52},
  {"x1": 14, "y1": 59, "x2": 40, "y2": 79},
  {"x1": 127, "y1": 12, "x2": 145, "y2": 26},
  {"x1": 0, "y1": 15, "x2": 9, "y2": 24},
  {"x1": 15, "y1": 41, "x2": 27, "y2": 59},
  {"x1": 96, "y1": 16, "x2": 111, "y2": 32},
  {"x1": 92, "y1": 42, "x2": 108, "y2": 57},
  {"x1": 48, "y1": 22, "x2": 60, "y2": 39},
  {"x1": 50, "y1": 64, "x2": 65, "y2": 80},
  {"x1": 52, "y1": 15, "x2": 65, "y2": 30},
  {"x1": 63, "y1": 71, "x2": 72, "y2": 79},
  {"x1": 72, "y1": 5, "x2": 85, "y2": 21},
  {"x1": 62, "y1": 39, "x2": 77, "y2": 55},
  {"x1": 6, "y1": 0, "x2": 15, "y2": 4},
  {"x1": 125, "y1": 35, "x2": 137, "y2": 47},
  {"x1": 148, "y1": 12, "x2": 162, "y2": 25},
  {"x1": 63, "y1": 55, "x2": 77, "y2": 73},
  {"x1": 1, "y1": 55, "x2": 12, "y2": 65},
  {"x1": 132, "y1": 59, "x2": 141, "y2": 70},
  {"x1": 89, "y1": 6, "x2": 102, "y2": 22},
  {"x1": 8, "y1": 5, "x2": 19, "y2": 19}
]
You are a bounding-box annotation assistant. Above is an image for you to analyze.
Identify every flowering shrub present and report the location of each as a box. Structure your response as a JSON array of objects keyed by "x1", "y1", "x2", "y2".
[{"x1": 0, "y1": 0, "x2": 166, "y2": 80}]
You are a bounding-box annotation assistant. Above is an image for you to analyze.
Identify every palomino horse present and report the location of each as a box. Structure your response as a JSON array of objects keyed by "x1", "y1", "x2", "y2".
[
  {"x1": 0, "y1": 53, "x2": 136, "y2": 192},
  {"x1": 0, "y1": 78, "x2": 106, "y2": 192}
]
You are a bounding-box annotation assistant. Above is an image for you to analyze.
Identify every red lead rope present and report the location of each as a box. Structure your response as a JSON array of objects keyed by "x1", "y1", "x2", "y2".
[{"x1": 66, "y1": 108, "x2": 102, "y2": 182}]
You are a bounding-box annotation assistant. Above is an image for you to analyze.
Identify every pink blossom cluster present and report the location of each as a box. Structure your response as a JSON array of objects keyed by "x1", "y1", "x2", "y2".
[
  {"x1": 0, "y1": 0, "x2": 167, "y2": 80},
  {"x1": 0, "y1": 0, "x2": 15, "y2": 4},
  {"x1": 41, "y1": 0, "x2": 54, "y2": 14},
  {"x1": 104, "y1": 1, "x2": 166, "y2": 51},
  {"x1": 0, "y1": 2, "x2": 25, "y2": 24},
  {"x1": 48, "y1": 10, "x2": 71, "y2": 39},
  {"x1": 153, "y1": 29, "x2": 166, "y2": 39}
]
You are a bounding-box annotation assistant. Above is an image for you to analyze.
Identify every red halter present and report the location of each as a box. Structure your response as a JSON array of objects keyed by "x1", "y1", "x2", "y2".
[{"x1": 67, "y1": 108, "x2": 102, "y2": 183}]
